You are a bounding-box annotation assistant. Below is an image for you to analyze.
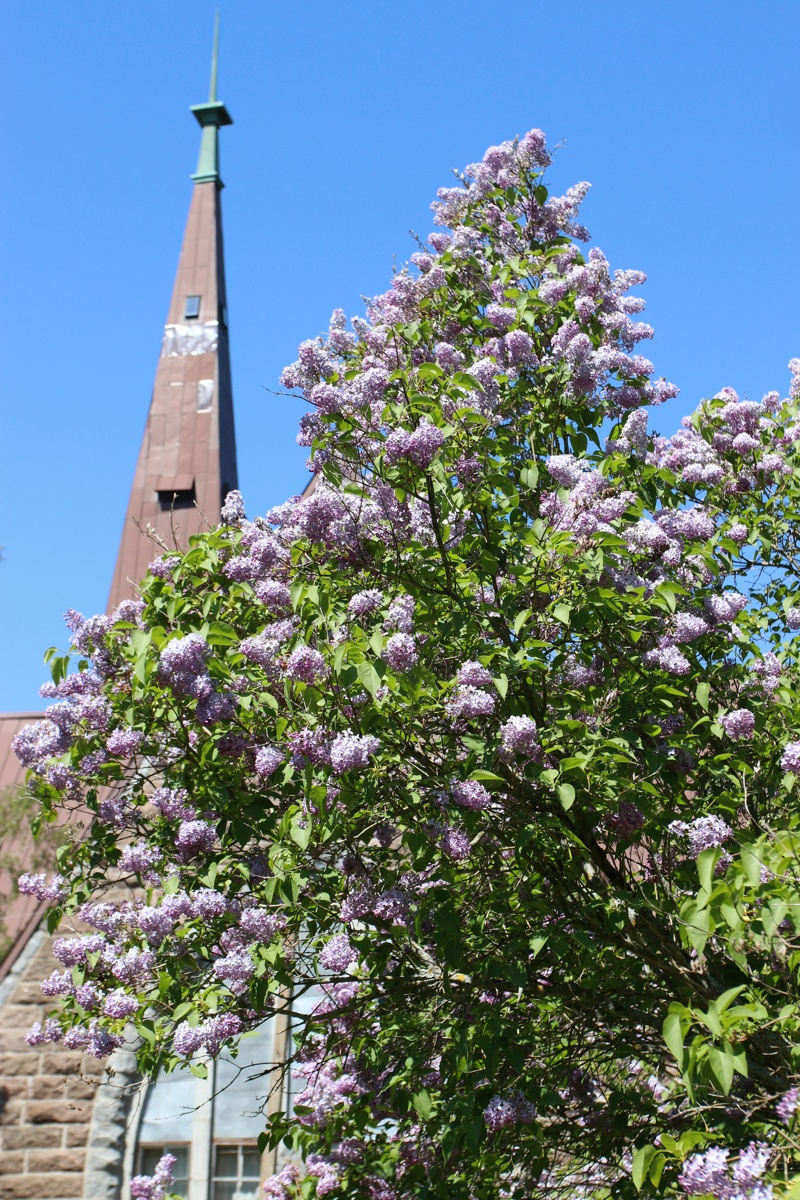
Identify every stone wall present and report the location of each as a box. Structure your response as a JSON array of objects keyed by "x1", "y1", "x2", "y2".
[{"x1": 0, "y1": 928, "x2": 133, "y2": 1200}]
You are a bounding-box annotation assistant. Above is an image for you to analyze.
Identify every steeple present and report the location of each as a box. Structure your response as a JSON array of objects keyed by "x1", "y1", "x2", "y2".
[
  {"x1": 108, "y1": 18, "x2": 238, "y2": 610},
  {"x1": 190, "y1": 11, "x2": 233, "y2": 186}
]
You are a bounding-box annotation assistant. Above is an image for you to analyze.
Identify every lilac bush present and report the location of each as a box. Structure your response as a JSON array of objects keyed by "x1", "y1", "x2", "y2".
[{"x1": 15, "y1": 128, "x2": 800, "y2": 1199}]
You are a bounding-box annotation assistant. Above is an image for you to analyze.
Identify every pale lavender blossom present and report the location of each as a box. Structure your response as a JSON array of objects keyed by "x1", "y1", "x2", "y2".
[
  {"x1": 150, "y1": 787, "x2": 196, "y2": 821},
  {"x1": 705, "y1": 592, "x2": 748, "y2": 624},
  {"x1": 787, "y1": 608, "x2": 800, "y2": 630},
  {"x1": 105, "y1": 727, "x2": 144, "y2": 756},
  {"x1": 777, "y1": 1087, "x2": 799, "y2": 1123},
  {"x1": 483, "y1": 1091, "x2": 536, "y2": 1131},
  {"x1": 254, "y1": 579, "x2": 292, "y2": 612},
  {"x1": 781, "y1": 742, "x2": 800, "y2": 774},
  {"x1": 175, "y1": 819, "x2": 216, "y2": 858},
  {"x1": 103, "y1": 989, "x2": 140, "y2": 1019},
  {"x1": 384, "y1": 633, "x2": 418, "y2": 672},
  {"x1": 239, "y1": 908, "x2": 285, "y2": 943},
  {"x1": 190, "y1": 888, "x2": 229, "y2": 919},
  {"x1": 385, "y1": 595, "x2": 415, "y2": 633},
  {"x1": 255, "y1": 745, "x2": 284, "y2": 778},
  {"x1": 456, "y1": 661, "x2": 494, "y2": 688},
  {"x1": 221, "y1": 489, "x2": 246, "y2": 523},
  {"x1": 284, "y1": 645, "x2": 329, "y2": 685},
  {"x1": 330, "y1": 732, "x2": 380, "y2": 774},
  {"x1": 319, "y1": 933, "x2": 356, "y2": 973},
  {"x1": 348, "y1": 589, "x2": 384, "y2": 618},
  {"x1": 148, "y1": 555, "x2": 180, "y2": 579},
  {"x1": 447, "y1": 686, "x2": 496, "y2": 720},
  {"x1": 720, "y1": 709, "x2": 756, "y2": 740},
  {"x1": 500, "y1": 715, "x2": 540, "y2": 757},
  {"x1": 17, "y1": 871, "x2": 65, "y2": 902},
  {"x1": 131, "y1": 1152, "x2": 176, "y2": 1200},
  {"x1": 451, "y1": 780, "x2": 492, "y2": 810}
]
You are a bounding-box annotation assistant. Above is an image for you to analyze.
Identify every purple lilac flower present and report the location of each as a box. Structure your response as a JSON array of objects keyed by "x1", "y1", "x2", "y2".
[
  {"x1": 253, "y1": 580, "x2": 291, "y2": 612},
  {"x1": 434, "y1": 342, "x2": 464, "y2": 371},
  {"x1": 221, "y1": 489, "x2": 246, "y2": 523},
  {"x1": 120, "y1": 841, "x2": 163, "y2": 875},
  {"x1": 643, "y1": 644, "x2": 691, "y2": 676},
  {"x1": 330, "y1": 732, "x2": 380, "y2": 774},
  {"x1": 131, "y1": 1152, "x2": 176, "y2": 1200},
  {"x1": 176, "y1": 819, "x2": 216, "y2": 859},
  {"x1": 111, "y1": 949, "x2": 157, "y2": 986},
  {"x1": 456, "y1": 661, "x2": 494, "y2": 688},
  {"x1": 787, "y1": 608, "x2": 800, "y2": 630},
  {"x1": 673, "y1": 613, "x2": 710, "y2": 643},
  {"x1": 448, "y1": 686, "x2": 496, "y2": 720},
  {"x1": 158, "y1": 633, "x2": 212, "y2": 693},
  {"x1": 483, "y1": 1092, "x2": 537, "y2": 1132},
  {"x1": 505, "y1": 329, "x2": 536, "y2": 365},
  {"x1": 348, "y1": 589, "x2": 384, "y2": 617},
  {"x1": 213, "y1": 949, "x2": 254, "y2": 993},
  {"x1": 150, "y1": 787, "x2": 196, "y2": 821},
  {"x1": 385, "y1": 595, "x2": 415, "y2": 633},
  {"x1": 283, "y1": 645, "x2": 329, "y2": 684},
  {"x1": 239, "y1": 908, "x2": 285, "y2": 943},
  {"x1": 287, "y1": 727, "x2": 331, "y2": 768},
  {"x1": 75, "y1": 983, "x2": 101, "y2": 1011},
  {"x1": 191, "y1": 888, "x2": 229, "y2": 919},
  {"x1": 103, "y1": 989, "x2": 140, "y2": 1019},
  {"x1": 136, "y1": 905, "x2": 177, "y2": 945},
  {"x1": 500, "y1": 715, "x2": 540, "y2": 757},
  {"x1": 25, "y1": 1018, "x2": 63, "y2": 1046},
  {"x1": 384, "y1": 421, "x2": 445, "y2": 469},
  {"x1": 778, "y1": 1087, "x2": 799, "y2": 1123},
  {"x1": 148, "y1": 556, "x2": 180, "y2": 580},
  {"x1": 17, "y1": 872, "x2": 65, "y2": 902},
  {"x1": 440, "y1": 825, "x2": 472, "y2": 861},
  {"x1": 41, "y1": 970, "x2": 74, "y2": 997},
  {"x1": 451, "y1": 780, "x2": 492, "y2": 810},
  {"x1": 486, "y1": 303, "x2": 517, "y2": 330},
  {"x1": 172, "y1": 1021, "x2": 206, "y2": 1056},
  {"x1": 202, "y1": 1012, "x2": 242, "y2": 1056},
  {"x1": 255, "y1": 744, "x2": 284, "y2": 778},
  {"x1": 606, "y1": 802, "x2": 645, "y2": 838},
  {"x1": 53, "y1": 934, "x2": 104, "y2": 966},
  {"x1": 704, "y1": 592, "x2": 748, "y2": 624},
  {"x1": 105, "y1": 727, "x2": 144, "y2": 756},
  {"x1": 720, "y1": 709, "x2": 756, "y2": 740},
  {"x1": 384, "y1": 633, "x2": 418, "y2": 672},
  {"x1": 319, "y1": 933, "x2": 356, "y2": 973},
  {"x1": 263, "y1": 1166, "x2": 302, "y2": 1200},
  {"x1": 782, "y1": 743, "x2": 800, "y2": 774}
]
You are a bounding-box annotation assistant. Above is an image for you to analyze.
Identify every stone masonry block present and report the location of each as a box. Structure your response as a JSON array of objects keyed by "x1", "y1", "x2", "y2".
[
  {"x1": 30, "y1": 1077, "x2": 67, "y2": 1100},
  {"x1": 0, "y1": 1156, "x2": 23, "y2": 1177},
  {"x1": 64, "y1": 1127, "x2": 88, "y2": 1147},
  {"x1": 0, "y1": 1056, "x2": 38, "y2": 1078},
  {"x1": 40, "y1": 1054, "x2": 82, "y2": 1076},
  {"x1": 0, "y1": 1173, "x2": 83, "y2": 1199},
  {"x1": 26, "y1": 1101, "x2": 91, "y2": 1124},
  {"x1": 27, "y1": 1150, "x2": 85, "y2": 1173},
  {"x1": 1, "y1": 1128, "x2": 61, "y2": 1150}
]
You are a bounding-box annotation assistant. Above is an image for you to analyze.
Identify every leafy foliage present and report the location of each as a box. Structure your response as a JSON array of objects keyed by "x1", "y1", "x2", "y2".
[{"x1": 14, "y1": 129, "x2": 800, "y2": 1200}]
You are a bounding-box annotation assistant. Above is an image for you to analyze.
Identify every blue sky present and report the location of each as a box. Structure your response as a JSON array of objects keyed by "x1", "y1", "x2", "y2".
[{"x1": 3, "y1": 0, "x2": 799, "y2": 711}]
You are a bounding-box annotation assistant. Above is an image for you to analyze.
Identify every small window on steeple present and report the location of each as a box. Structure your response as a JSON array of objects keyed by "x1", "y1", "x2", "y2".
[{"x1": 184, "y1": 295, "x2": 201, "y2": 319}]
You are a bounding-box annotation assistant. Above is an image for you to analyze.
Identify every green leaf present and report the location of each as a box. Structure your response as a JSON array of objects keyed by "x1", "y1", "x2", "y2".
[
  {"x1": 696, "y1": 681, "x2": 711, "y2": 711},
  {"x1": 552, "y1": 603, "x2": 572, "y2": 626},
  {"x1": 632, "y1": 1145, "x2": 656, "y2": 1190},
  {"x1": 190, "y1": 1062, "x2": 209, "y2": 1079},
  {"x1": 357, "y1": 661, "x2": 383, "y2": 696},
  {"x1": 469, "y1": 770, "x2": 505, "y2": 785},
  {"x1": 206, "y1": 621, "x2": 239, "y2": 646},
  {"x1": 708, "y1": 1044, "x2": 734, "y2": 1094},
  {"x1": 557, "y1": 783, "x2": 576, "y2": 810},
  {"x1": 663, "y1": 1010, "x2": 686, "y2": 1068},
  {"x1": 412, "y1": 1089, "x2": 433, "y2": 1120}
]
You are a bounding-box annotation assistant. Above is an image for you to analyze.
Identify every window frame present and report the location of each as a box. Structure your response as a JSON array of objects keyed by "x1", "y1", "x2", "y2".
[{"x1": 184, "y1": 294, "x2": 202, "y2": 320}]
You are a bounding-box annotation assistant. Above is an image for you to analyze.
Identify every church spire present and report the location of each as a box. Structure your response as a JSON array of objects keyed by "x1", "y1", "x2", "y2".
[
  {"x1": 107, "y1": 20, "x2": 238, "y2": 610},
  {"x1": 191, "y1": 11, "x2": 233, "y2": 186}
]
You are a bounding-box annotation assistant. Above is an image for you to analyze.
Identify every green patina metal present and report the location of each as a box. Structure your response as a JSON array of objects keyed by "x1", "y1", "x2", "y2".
[{"x1": 191, "y1": 10, "x2": 233, "y2": 186}]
